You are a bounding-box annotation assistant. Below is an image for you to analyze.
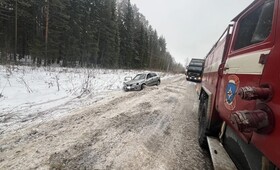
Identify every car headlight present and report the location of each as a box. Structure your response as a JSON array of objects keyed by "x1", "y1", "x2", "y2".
[{"x1": 198, "y1": 77, "x2": 201, "y2": 80}]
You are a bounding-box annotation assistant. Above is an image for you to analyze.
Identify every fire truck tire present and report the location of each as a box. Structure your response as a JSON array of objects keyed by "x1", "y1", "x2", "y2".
[{"x1": 198, "y1": 93, "x2": 208, "y2": 149}]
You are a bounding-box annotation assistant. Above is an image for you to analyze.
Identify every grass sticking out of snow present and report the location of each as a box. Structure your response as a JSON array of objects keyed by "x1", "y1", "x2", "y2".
[{"x1": 0, "y1": 65, "x2": 174, "y2": 134}]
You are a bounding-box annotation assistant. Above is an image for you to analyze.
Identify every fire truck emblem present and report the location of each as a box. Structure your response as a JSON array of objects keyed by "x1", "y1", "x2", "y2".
[{"x1": 224, "y1": 75, "x2": 240, "y2": 110}]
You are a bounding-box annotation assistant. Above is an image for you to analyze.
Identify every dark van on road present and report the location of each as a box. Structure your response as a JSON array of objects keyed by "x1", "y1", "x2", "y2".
[{"x1": 186, "y1": 58, "x2": 205, "y2": 82}]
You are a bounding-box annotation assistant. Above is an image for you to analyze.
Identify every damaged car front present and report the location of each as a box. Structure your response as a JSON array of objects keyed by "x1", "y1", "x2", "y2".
[{"x1": 123, "y1": 74, "x2": 146, "y2": 91}]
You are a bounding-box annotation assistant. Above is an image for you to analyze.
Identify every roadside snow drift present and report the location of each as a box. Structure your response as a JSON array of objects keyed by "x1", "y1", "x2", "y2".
[{"x1": 0, "y1": 65, "x2": 173, "y2": 134}]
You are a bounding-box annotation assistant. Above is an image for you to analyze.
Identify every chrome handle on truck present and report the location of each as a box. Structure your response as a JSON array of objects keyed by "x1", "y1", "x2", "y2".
[
  {"x1": 223, "y1": 67, "x2": 229, "y2": 70},
  {"x1": 218, "y1": 63, "x2": 229, "y2": 76}
]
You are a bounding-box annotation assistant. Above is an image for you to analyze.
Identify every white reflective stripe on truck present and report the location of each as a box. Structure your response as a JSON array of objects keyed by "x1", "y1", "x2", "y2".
[
  {"x1": 203, "y1": 49, "x2": 271, "y2": 75},
  {"x1": 224, "y1": 50, "x2": 270, "y2": 75}
]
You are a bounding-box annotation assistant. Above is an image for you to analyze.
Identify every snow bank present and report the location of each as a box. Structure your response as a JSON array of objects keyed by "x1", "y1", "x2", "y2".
[{"x1": 0, "y1": 65, "x2": 174, "y2": 134}]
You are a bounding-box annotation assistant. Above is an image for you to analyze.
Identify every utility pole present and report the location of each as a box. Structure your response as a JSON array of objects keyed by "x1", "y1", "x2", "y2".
[
  {"x1": 44, "y1": 0, "x2": 49, "y2": 66},
  {"x1": 14, "y1": 0, "x2": 17, "y2": 63}
]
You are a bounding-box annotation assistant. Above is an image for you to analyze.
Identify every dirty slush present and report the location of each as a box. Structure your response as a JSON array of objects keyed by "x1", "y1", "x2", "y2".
[{"x1": 0, "y1": 75, "x2": 212, "y2": 170}]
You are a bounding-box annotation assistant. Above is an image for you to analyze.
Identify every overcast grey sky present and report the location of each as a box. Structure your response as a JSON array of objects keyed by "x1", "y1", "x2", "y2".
[{"x1": 130, "y1": 0, "x2": 254, "y2": 65}]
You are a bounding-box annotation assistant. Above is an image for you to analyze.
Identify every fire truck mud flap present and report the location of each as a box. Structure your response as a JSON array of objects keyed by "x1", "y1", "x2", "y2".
[{"x1": 207, "y1": 137, "x2": 237, "y2": 170}]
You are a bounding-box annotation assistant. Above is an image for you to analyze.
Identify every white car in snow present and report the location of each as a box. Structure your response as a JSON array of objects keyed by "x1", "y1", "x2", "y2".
[{"x1": 123, "y1": 72, "x2": 160, "y2": 91}]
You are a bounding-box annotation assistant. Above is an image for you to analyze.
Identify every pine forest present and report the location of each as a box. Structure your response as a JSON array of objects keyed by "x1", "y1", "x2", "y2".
[{"x1": 0, "y1": 0, "x2": 183, "y2": 72}]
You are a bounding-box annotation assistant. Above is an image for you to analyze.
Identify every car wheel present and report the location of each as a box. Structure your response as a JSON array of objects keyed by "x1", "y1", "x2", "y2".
[
  {"x1": 156, "y1": 80, "x2": 160, "y2": 86},
  {"x1": 140, "y1": 84, "x2": 145, "y2": 90},
  {"x1": 123, "y1": 87, "x2": 128, "y2": 92},
  {"x1": 198, "y1": 93, "x2": 208, "y2": 149}
]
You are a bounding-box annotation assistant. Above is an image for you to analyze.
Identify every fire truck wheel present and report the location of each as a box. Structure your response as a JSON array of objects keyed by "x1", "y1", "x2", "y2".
[{"x1": 198, "y1": 93, "x2": 208, "y2": 149}]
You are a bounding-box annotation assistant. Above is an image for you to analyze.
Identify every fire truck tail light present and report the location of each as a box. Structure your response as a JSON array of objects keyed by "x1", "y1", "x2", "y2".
[
  {"x1": 230, "y1": 105, "x2": 274, "y2": 134},
  {"x1": 238, "y1": 86, "x2": 272, "y2": 101}
]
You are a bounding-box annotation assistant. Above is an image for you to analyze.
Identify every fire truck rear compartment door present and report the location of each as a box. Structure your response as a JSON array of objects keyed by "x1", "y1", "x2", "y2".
[{"x1": 207, "y1": 137, "x2": 237, "y2": 170}]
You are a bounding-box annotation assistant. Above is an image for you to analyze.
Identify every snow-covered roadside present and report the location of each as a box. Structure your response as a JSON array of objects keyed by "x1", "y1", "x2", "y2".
[{"x1": 0, "y1": 65, "x2": 174, "y2": 135}]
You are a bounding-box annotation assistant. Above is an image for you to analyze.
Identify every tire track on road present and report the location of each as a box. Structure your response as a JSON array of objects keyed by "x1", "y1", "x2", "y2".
[{"x1": 0, "y1": 74, "x2": 212, "y2": 170}]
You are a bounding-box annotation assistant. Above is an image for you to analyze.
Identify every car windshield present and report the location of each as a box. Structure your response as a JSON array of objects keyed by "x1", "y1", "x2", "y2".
[
  {"x1": 189, "y1": 62, "x2": 203, "y2": 66},
  {"x1": 188, "y1": 66, "x2": 203, "y2": 72},
  {"x1": 133, "y1": 74, "x2": 146, "y2": 80}
]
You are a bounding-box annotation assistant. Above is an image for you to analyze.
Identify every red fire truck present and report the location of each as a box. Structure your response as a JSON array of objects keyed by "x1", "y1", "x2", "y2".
[{"x1": 198, "y1": 0, "x2": 280, "y2": 169}]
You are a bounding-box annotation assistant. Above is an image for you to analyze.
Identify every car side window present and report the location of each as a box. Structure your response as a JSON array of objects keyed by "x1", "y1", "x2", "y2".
[
  {"x1": 234, "y1": 0, "x2": 274, "y2": 50},
  {"x1": 147, "y1": 74, "x2": 152, "y2": 79},
  {"x1": 151, "y1": 73, "x2": 156, "y2": 77}
]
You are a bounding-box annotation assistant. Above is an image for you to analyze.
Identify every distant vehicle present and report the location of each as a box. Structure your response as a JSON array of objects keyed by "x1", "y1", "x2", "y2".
[
  {"x1": 123, "y1": 72, "x2": 160, "y2": 91},
  {"x1": 186, "y1": 58, "x2": 205, "y2": 82}
]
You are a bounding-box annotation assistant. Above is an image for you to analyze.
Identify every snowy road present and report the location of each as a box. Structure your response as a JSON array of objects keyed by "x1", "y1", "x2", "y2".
[{"x1": 0, "y1": 75, "x2": 212, "y2": 169}]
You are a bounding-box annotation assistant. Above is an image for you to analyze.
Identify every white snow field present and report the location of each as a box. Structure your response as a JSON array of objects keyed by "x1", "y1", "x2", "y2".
[{"x1": 0, "y1": 65, "x2": 174, "y2": 135}]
